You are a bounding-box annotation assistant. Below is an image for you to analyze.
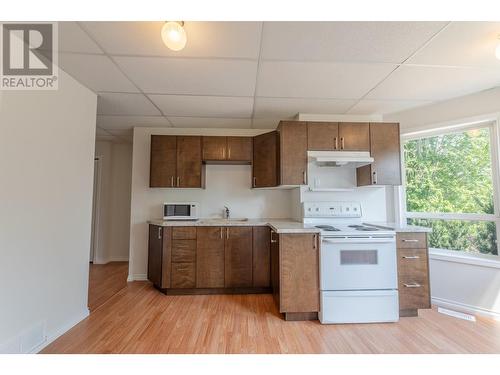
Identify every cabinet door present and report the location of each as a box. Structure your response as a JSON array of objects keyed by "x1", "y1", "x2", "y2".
[
  {"x1": 270, "y1": 230, "x2": 280, "y2": 306},
  {"x1": 225, "y1": 227, "x2": 253, "y2": 287},
  {"x1": 150, "y1": 135, "x2": 176, "y2": 187},
  {"x1": 252, "y1": 226, "x2": 271, "y2": 288},
  {"x1": 176, "y1": 136, "x2": 203, "y2": 188},
  {"x1": 307, "y1": 122, "x2": 339, "y2": 151},
  {"x1": 252, "y1": 131, "x2": 279, "y2": 188},
  {"x1": 147, "y1": 225, "x2": 163, "y2": 286},
  {"x1": 227, "y1": 136, "x2": 252, "y2": 163},
  {"x1": 338, "y1": 122, "x2": 370, "y2": 151},
  {"x1": 279, "y1": 233, "x2": 319, "y2": 313},
  {"x1": 278, "y1": 121, "x2": 308, "y2": 185},
  {"x1": 196, "y1": 227, "x2": 225, "y2": 288},
  {"x1": 202, "y1": 136, "x2": 227, "y2": 161}
]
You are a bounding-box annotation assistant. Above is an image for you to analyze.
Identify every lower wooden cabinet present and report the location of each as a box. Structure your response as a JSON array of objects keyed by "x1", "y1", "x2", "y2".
[
  {"x1": 252, "y1": 226, "x2": 271, "y2": 288},
  {"x1": 171, "y1": 262, "x2": 196, "y2": 288},
  {"x1": 224, "y1": 227, "x2": 253, "y2": 287},
  {"x1": 196, "y1": 227, "x2": 225, "y2": 288},
  {"x1": 272, "y1": 232, "x2": 320, "y2": 320},
  {"x1": 396, "y1": 232, "x2": 431, "y2": 317}
]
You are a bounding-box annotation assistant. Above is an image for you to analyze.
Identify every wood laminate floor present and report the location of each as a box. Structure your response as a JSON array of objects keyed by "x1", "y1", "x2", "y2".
[
  {"x1": 87, "y1": 261, "x2": 129, "y2": 312},
  {"x1": 42, "y1": 281, "x2": 500, "y2": 354}
]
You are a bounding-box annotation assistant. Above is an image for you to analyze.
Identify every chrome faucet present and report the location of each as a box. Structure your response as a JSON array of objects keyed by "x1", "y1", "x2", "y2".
[{"x1": 224, "y1": 206, "x2": 230, "y2": 219}]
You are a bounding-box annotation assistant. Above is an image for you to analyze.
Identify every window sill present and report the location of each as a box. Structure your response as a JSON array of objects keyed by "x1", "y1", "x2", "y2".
[{"x1": 429, "y1": 248, "x2": 500, "y2": 269}]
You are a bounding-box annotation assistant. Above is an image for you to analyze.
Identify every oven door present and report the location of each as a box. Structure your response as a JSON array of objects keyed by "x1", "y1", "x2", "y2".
[{"x1": 320, "y1": 236, "x2": 397, "y2": 291}]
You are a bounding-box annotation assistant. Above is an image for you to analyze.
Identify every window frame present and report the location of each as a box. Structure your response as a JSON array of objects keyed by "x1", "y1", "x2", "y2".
[{"x1": 399, "y1": 118, "x2": 500, "y2": 257}]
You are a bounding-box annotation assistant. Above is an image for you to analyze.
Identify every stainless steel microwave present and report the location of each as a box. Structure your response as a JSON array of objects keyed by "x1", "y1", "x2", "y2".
[{"x1": 163, "y1": 202, "x2": 199, "y2": 220}]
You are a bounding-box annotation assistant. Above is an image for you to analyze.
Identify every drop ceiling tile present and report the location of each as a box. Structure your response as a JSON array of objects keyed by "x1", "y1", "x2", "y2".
[
  {"x1": 97, "y1": 115, "x2": 171, "y2": 130},
  {"x1": 251, "y1": 119, "x2": 281, "y2": 129},
  {"x1": 254, "y1": 97, "x2": 356, "y2": 118},
  {"x1": 148, "y1": 95, "x2": 253, "y2": 118},
  {"x1": 59, "y1": 53, "x2": 138, "y2": 93},
  {"x1": 366, "y1": 65, "x2": 500, "y2": 101},
  {"x1": 257, "y1": 61, "x2": 396, "y2": 99},
  {"x1": 81, "y1": 21, "x2": 262, "y2": 59},
  {"x1": 97, "y1": 93, "x2": 161, "y2": 116},
  {"x1": 168, "y1": 117, "x2": 252, "y2": 129},
  {"x1": 57, "y1": 22, "x2": 103, "y2": 54},
  {"x1": 114, "y1": 56, "x2": 257, "y2": 96},
  {"x1": 347, "y1": 99, "x2": 433, "y2": 115},
  {"x1": 408, "y1": 22, "x2": 500, "y2": 68},
  {"x1": 261, "y1": 22, "x2": 447, "y2": 63}
]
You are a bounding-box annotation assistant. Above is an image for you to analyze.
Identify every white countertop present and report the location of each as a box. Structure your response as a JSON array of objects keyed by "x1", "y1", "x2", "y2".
[
  {"x1": 147, "y1": 218, "x2": 321, "y2": 234},
  {"x1": 363, "y1": 222, "x2": 432, "y2": 233}
]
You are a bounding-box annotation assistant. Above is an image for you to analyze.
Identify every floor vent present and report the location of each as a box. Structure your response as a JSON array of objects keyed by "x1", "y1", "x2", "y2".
[{"x1": 438, "y1": 307, "x2": 476, "y2": 322}]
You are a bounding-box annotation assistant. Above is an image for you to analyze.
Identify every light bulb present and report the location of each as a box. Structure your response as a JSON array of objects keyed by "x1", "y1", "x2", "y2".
[
  {"x1": 496, "y1": 43, "x2": 500, "y2": 61},
  {"x1": 161, "y1": 21, "x2": 187, "y2": 51}
]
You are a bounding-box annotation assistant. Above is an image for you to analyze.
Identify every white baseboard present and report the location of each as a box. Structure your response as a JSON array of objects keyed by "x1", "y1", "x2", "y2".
[
  {"x1": 31, "y1": 308, "x2": 90, "y2": 353},
  {"x1": 127, "y1": 273, "x2": 148, "y2": 282},
  {"x1": 432, "y1": 297, "x2": 500, "y2": 320},
  {"x1": 93, "y1": 257, "x2": 129, "y2": 265}
]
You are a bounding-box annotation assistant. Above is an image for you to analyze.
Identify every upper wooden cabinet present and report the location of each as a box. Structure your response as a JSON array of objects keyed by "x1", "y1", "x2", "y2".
[
  {"x1": 150, "y1": 135, "x2": 204, "y2": 188},
  {"x1": 253, "y1": 131, "x2": 279, "y2": 188},
  {"x1": 278, "y1": 121, "x2": 308, "y2": 185},
  {"x1": 202, "y1": 136, "x2": 252, "y2": 163},
  {"x1": 339, "y1": 122, "x2": 370, "y2": 151},
  {"x1": 150, "y1": 135, "x2": 177, "y2": 188},
  {"x1": 307, "y1": 122, "x2": 339, "y2": 151},
  {"x1": 357, "y1": 123, "x2": 401, "y2": 186}
]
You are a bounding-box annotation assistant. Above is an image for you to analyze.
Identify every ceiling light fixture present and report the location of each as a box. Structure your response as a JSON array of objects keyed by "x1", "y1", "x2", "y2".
[
  {"x1": 495, "y1": 35, "x2": 500, "y2": 61},
  {"x1": 161, "y1": 21, "x2": 187, "y2": 51}
]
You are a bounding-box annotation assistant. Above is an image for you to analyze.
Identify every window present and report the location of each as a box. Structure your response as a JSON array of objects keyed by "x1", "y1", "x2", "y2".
[{"x1": 403, "y1": 122, "x2": 499, "y2": 256}]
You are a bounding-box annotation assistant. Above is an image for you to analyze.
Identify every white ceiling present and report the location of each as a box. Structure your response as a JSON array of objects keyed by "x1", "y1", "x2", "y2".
[{"x1": 54, "y1": 21, "x2": 500, "y2": 142}]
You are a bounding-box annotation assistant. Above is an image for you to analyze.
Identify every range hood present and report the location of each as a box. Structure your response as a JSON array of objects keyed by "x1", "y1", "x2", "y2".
[{"x1": 308, "y1": 151, "x2": 374, "y2": 167}]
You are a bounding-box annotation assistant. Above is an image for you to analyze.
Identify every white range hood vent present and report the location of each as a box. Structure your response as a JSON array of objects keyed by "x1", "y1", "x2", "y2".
[{"x1": 308, "y1": 151, "x2": 374, "y2": 167}]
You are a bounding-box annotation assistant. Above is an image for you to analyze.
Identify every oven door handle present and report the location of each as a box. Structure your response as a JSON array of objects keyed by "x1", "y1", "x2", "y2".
[{"x1": 321, "y1": 237, "x2": 395, "y2": 244}]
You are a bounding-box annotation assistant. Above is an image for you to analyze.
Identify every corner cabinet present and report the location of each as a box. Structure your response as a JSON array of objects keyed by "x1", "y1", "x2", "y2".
[
  {"x1": 277, "y1": 121, "x2": 308, "y2": 186},
  {"x1": 357, "y1": 122, "x2": 401, "y2": 186},
  {"x1": 149, "y1": 135, "x2": 204, "y2": 188},
  {"x1": 252, "y1": 131, "x2": 279, "y2": 188}
]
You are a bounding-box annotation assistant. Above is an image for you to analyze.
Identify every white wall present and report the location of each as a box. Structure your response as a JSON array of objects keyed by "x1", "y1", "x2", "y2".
[
  {"x1": 0, "y1": 70, "x2": 97, "y2": 353},
  {"x1": 128, "y1": 127, "x2": 293, "y2": 280},
  {"x1": 385, "y1": 89, "x2": 500, "y2": 318},
  {"x1": 94, "y1": 141, "x2": 132, "y2": 263}
]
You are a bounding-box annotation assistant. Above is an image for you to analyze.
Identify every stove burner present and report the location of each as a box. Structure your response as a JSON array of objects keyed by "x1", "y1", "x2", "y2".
[
  {"x1": 348, "y1": 224, "x2": 379, "y2": 231},
  {"x1": 315, "y1": 225, "x2": 341, "y2": 231}
]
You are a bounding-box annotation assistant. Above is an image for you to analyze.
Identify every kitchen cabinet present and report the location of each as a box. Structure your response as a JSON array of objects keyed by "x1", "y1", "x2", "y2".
[
  {"x1": 224, "y1": 227, "x2": 253, "y2": 287},
  {"x1": 150, "y1": 135, "x2": 204, "y2": 188},
  {"x1": 396, "y1": 232, "x2": 431, "y2": 317},
  {"x1": 270, "y1": 230, "x2": 280, "y2": 306},
  {"x1": 150, "y1": 135, "x2": 177, "y2": 188},
  {"x1": 273, "y1": 232, "x2": 320, "y2": 320},
  {"x1": 338, "y1": 122, "x2": 370, "y2": 151},
  {"x1": 170, "y1": 227, "x2": 196, "y2": 288},
  {"x1": 252, "y1": 226, "x2": 271, "y2": 288},
  {"x1": 147, "y1": 225, "x2": 172, "y2": 289},
  {"x1": 252, "y1": 131, "x2": 279, "y2": 188},
  {"x1": 357, "y1": 122, "x2": 401, "y2": 186},
  {"x1": 202, "y1": 136, "x2": 252, "y2": 163},
  {"x1": 307, "y1": 122, "x2": 339, "y2": 151},
  {"x1": 196, "y1": 227, "x2": 225, "y2": 288},
  {"x1": 278, "y1": 121, "x2": 308, "y2": 186}
]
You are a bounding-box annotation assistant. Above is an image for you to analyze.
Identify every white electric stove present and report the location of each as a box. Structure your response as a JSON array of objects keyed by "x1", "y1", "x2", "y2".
[{"x1": 303, "y1": 202, "x2": 399, "y2": 324}]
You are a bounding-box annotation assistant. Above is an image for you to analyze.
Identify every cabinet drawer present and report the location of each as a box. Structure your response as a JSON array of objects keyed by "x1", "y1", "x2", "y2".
[
  {"x1": 171, "y1": 262, "x2": 196, "y2": 288},
  {"x1": 172, "y1": 227, "x2": 197, "y2": 240},
  {"x1": 398, "y1": 280, "x2": 430, "y2": 310},
  {"x1": 171, "y1": 240, "x2": 196, "y2": 263},
  {"x1": 397, "y1": 248, "x2": 428, "y2": 278},
  {"x1": 397, "y1": 233, "x2": 427, "y2": 249}
]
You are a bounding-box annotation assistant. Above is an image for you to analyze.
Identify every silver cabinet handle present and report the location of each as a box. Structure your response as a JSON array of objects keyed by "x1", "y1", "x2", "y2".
[
  {"x1": 302, "y1": 170, "x2": 307, "y2": 184},
  {"x1": 157, "y1": 227, "x2": 162, "y2": 240},
  {"x1": 220, "y1": 227, "x2": 223, "y2": 239},
  {"x1": 253, "y1": 177, "x2": 257, "y2": 188},
  {"x1": 334, "y1": 137, "x2": 338, "y2": 150},
  {"x1": 404, "y1": 283, "x2": 422, "y2": 288},
  {"x1": 222, "y1": 148, "x2": 226, "y2": 160},
  {"x1": 171, "y1": 176, "x2": 174, "y2": 187},
  {"x1": 177, "y1": 176, "x2": 180, "y2": 187},
  {"x1": 341, "y1": 137, "x2": 345, "y2": 150},
  {"x1": 402, "y1": 239, "x2": 419, "y2": 243},
  {"x1": 270, "y1": 239, "x2": 277, "y2": 243},
  {"x1": 372, "y1": 171, "x2": 377, "y2": 184},
  {"x1": 226, "y1": 227, "x2": 229, "y2": 239},
  {"x1": 227, "y1": 147, "x2": 231, "y2": 160},
  {"x1": 402, "y1": 255, "x2": 420, "y2": 259}
]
